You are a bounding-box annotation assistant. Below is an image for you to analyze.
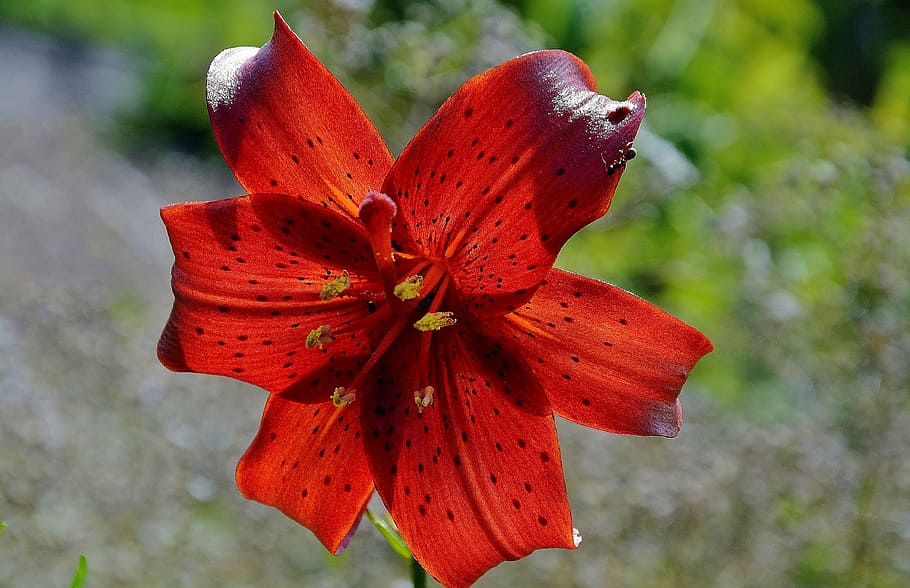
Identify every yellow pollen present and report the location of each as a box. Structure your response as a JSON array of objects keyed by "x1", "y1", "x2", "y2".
[
  {"x1": 414, "y1": 386, "x2": 434, "y2": 414},
  {"x1": 413, "y1": 311, "x2": 457, "y2": 331},
  {"x1": 320, "y1": 270, "x2": 351, "y2": 300},
  {"x1": 306, "y1": 324, "x2": 334, "y2": 349},
  {"x1": 393, "y1": 274, "x2": 424, "y2": 301},
  {"x1": 331, "y1": 386, "x2": 357, "y2": 407}
]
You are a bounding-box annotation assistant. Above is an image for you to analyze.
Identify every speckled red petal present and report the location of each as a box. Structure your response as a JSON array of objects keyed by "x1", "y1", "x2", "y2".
[
  {"x1": 236, "y1": 396, "x2": 374, "y2": 554},
  {"x1": 361, "y1": 328, "x2": 575, "y2": 587},
  {"x1": 206, "y1": 12, "x2": 392, "y2": 219},
  {"x1": 157, "y1": 193, "x2": 386, "y2": 396},
  {"x1": 496, "y1": 269, "x2": 713, "y2": 437},
  {"x1": 382, "y1": 50, "x2": 645, "y2": 314}
]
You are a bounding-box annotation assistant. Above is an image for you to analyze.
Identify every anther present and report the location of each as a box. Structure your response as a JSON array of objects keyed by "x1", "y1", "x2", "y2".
[
  {"x1": 414, "y1": 386, "x2": 434, "y2": 414},
  {"x1": 413, "y1": 311, "x2": 457, "y2": 331},
  {"x1": 394, "y1": 274, "x2": 424, "y2": 301},
  {"x1": 331, "y1": 386, "x2": 357, "y2": 407},
  {"x1": 320, "y1": 270, "x2": 351, "y2": 300},
  {"x1": 306, "y1": 324, "x2": 334, "y2": 349}
]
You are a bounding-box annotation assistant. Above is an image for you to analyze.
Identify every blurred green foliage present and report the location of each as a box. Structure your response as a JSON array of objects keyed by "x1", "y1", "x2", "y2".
[
  {"x1": 69, "y1": 555, "x2": 87, "y2": 588},
  {"x1": 2, "y1": 0, "x2": 907, "y2": 149},
  {"x1": 2, "y1": 0, "x2": 907, "y2": 585}
]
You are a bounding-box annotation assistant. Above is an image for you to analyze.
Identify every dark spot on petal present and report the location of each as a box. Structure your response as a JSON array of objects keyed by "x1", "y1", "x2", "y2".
[{"x1": 608, "y1": 105, "x2": 631, "y2": 124}]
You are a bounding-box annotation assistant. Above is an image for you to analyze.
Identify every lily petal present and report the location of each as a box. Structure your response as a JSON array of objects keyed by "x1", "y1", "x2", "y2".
[
  {"x1": 236, "y1": 396, "x2": 374, "y2": 554},
  {"x1": 496, "y1": 269, "x2": 712, "y2": 437},
  {"x1": 158, "y1": 193, "x2": 385, "y2": 397},
  {"x1": 207, "y1": 12, "x2": 392, "y2": 219},
  {"x1": 382, "y1": 50, "x2": 644, "y2": 313},
  {"x1": 362, "y1": 328, "x2": 575, "y2": 587}
]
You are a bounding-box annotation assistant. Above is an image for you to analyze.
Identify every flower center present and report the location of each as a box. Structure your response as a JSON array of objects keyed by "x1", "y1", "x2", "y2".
[{"x1": 306, "y1": 191, "x2": 456, "y2": 412}]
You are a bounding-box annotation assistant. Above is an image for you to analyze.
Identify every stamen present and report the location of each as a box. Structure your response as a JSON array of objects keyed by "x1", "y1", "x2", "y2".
[
  {"x1": 414, "y1": 386, "x2": 434, "y2": 414},
  {"x1": 343, "y1": 317, "x2": 412, "y2": 393},
  {"x1": 306, "y1": 324, "x2": 334, "y2": 349},
  {"x1": 331, "y1": 386, "x2": 357, "y2": 407},
  {"x1": 414, "y1": 311, "x2": 457, "y2": 331},
  {"x1": 394, "y1": 274, "x2": 424, "y2": 301},
  {"x1": 320, "y1": 270, "x2": 351, "y2": 301}
]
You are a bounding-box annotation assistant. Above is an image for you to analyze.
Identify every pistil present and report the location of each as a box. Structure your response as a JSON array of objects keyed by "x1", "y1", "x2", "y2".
[{"x1": 358, "y1": 191, "x2": 399, "y2": 301}]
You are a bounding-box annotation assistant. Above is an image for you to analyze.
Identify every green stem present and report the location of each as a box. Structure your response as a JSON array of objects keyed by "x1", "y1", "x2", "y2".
[
  {"x1": 411, "y1": 556, "x2": 427, "y2": 588},
  {"x1": 365, "y1": 508, "x2": 427, "y2": 585}
]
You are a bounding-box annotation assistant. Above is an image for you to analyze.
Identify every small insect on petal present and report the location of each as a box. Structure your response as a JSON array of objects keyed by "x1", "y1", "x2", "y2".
[
  {"x1": 306, "y1": 324, "x2": 334, "y2": 349},
  {"x1": 394, "y1": 274, "x2": 424, "y2": 301},
  {"x1": 414, "y1": 386, "x2": 435, "y2": 414},
  {"x1": 413, "y1": 311, "x2": 457, "y2": 331},
  {"x1": 573, "y1": 528, "x2": 583, "y2": 548},
  {"x1": 320, "y1": 270, "x2": 351, "y2": 301},
  {"x1": 331, "y1": 386, "x2": 357, "y2": 407}
]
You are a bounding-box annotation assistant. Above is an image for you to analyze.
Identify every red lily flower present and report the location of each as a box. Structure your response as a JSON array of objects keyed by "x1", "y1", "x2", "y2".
[{"x1": 158, "y1": 12, "x2": 712, "y2": 587}]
